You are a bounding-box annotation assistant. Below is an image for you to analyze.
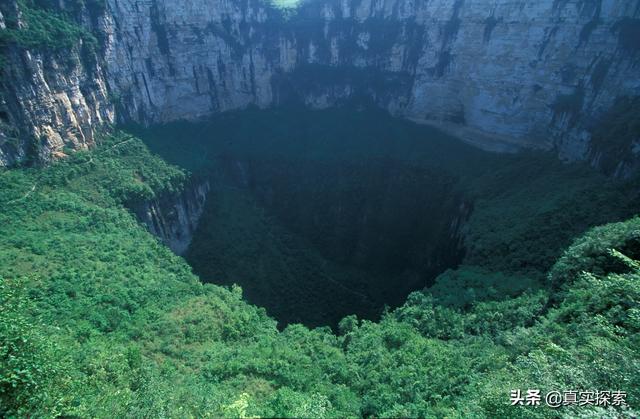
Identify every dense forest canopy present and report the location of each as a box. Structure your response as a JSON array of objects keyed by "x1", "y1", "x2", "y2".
[
  {"x1": 1, "y1": 0, "x2": 640, "y2": 417},
  {"x1": 0, "y1": 108, "x2": 639, "y2": 417},
  {"x1": 130, "y1": 107, "x2": 638, "y2": 328}
]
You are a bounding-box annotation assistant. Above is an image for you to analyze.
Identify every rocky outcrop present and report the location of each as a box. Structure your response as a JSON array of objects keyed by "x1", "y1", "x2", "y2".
[
  {"x1": 1, "y1": 0, "x2": 639, "y2": 175},
  {"x1": 0, "y1": 1, "x2": 115, "y2": 166},
  {"x1": 132, "y1": 180, "x2": 210, "y2": 255},
  {"x1": 103, "y1": 0, "x2": 640, "y2": 166}
]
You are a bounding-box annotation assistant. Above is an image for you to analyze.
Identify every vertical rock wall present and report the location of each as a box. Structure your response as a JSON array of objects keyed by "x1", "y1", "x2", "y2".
[
  {"x1": 103, "y1": 0, "x2": 640, "y2": 167},
  {"x1": 0, "y1": 1, "x2": 115, "y2": 166},
  {"x1": 132, "y1": 180, "x2": 210, "y2": 255},
  {"x1": 1, "y1": 0, "x2": 639, "y2": 175}
]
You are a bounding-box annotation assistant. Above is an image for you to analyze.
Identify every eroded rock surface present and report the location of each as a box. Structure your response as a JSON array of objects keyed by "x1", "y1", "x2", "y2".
[{"x1": 2, "y1": 0, "x2": 639, "y2": 174}]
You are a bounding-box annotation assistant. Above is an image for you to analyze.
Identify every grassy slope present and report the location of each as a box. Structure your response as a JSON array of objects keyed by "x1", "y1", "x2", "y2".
[{"x1": 0, "y1": 119, "x2": 639, "y2": 417}]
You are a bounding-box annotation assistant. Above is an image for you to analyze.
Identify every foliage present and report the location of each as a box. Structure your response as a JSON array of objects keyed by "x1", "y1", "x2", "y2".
[
  {"x1": 0, "y1": 115, "x2": 638, "y2": 417},
  {"x1": 0, "y1": 277, "x2": 71, "y2": 417},
  {"x1": 0, "y1": 133, "x2": 358, "y2": 417},
  {"x1": 132, "y1": 107, "x2": 637, "y2": 326},
  {"x1": 548, "y1": 216, "x2": 640, "y2": 294},
  {"x1": 427, "y1": 266, "x2": 539, "y2": 308},
  {"x1": 462, "y1": 151, "x2": 637, "y2": 278},
  {"x1": 0, "y1": 0, "x2": 97, "y2": 52},
  {"x1": 0, "y1": 0, "x2": 98, "y2": 72}
]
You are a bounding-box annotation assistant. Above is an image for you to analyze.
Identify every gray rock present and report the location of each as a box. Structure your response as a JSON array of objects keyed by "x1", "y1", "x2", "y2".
[
  {"x1": 2, "y1": 0, "x2": 639, "y2": 175},
  {"x1": 132, "y1": 180, "x2": 210, "y2": 255}
]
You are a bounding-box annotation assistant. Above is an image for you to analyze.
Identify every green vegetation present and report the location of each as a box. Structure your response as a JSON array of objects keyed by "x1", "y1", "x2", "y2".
[
  {"x1": 0, "y1": 0, "x2": 97, "y2": 70},
  {"x1": 0, "y1": 277, "x2": 70, "y2": 416},
  {"x1": 1, "y1": 109, "x2": 639, "y2": 417},
  {"x1": 0, "y1": 1, "x2": 96, "y2": 50},
  {"x1": 130, "y1": 107, "x2": 637, "y2": 326}
]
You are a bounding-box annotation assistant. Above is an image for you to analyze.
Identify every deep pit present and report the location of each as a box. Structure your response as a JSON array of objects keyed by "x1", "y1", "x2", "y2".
[
  {"x1": 128, "y1": 106, "x2": 636, "y2": 328},
  {"x1": 187, "y1": 155, "x2": 470, "y2": 328}
]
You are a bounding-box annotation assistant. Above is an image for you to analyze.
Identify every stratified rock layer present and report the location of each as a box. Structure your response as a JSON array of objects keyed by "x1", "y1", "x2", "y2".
[
  {"x1": 2, "y1": 0, "x2": 639, "y2": 174},
  {"x1": 0, "y1": 1, "x2": 115, "y2": 166},
  {"x1": 132, "y1": 180, "x2": 210, "y2": 255}
]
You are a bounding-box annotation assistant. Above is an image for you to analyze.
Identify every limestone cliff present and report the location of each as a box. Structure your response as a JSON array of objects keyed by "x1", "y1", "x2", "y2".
[
  {"x1": 103, "y1": 0, "x2": 640, "y2": 170},
  {"x1": 2, "y1": 0, "x2": 639, "y2": 175},
  {"x1": 0, "y1": 1, "x2": 114, "y2": 166},
  {"x1": 132, "y1": 180, "x2": 210, "y2": 255}
]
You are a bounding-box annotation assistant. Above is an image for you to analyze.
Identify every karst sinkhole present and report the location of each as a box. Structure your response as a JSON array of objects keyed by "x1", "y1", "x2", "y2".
[{"x1": 126, "y1": 105, "x2": 617, "y2": 329}]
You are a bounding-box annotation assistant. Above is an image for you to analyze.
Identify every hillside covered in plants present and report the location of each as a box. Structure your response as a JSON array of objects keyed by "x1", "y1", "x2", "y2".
[
  {"x1": 1, "y1": 0, "x2": 640, "y2": 417},
  {"x1": 1, "y1": 108, "x2": 639, "y2": 417}
]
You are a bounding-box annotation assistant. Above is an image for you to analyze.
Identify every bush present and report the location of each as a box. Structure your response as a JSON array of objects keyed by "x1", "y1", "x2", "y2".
[
  {"x1": 549, "y1": 217, "x2": 640, "y2": 287},
  {"x1": 0, "y1": 277, "x2": 71, "y2": 417},
  {"x1": 1, "y1": 0, "x2": 96, "y2": 51}
]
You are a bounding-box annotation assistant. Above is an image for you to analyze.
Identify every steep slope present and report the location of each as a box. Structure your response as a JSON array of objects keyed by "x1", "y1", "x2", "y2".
[
  {"x1": 132, "y1": 107, "x2": 638, "y2": 328},
  {"x1": 1, "y1": 132, "x2": 639, "y2": 417},
  {"x1": 2, "y1": 0, "x2": 640, "y2": 174},
  {"x1": 0, "y1": 0, "x2": 114, "y2": 166},
  {"x1": 103, "y1": 0, "x2": 640, "y2": 164}
]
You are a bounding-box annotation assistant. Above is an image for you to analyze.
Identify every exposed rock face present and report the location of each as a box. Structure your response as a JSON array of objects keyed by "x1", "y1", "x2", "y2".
[
  {"x1": 0, "y1": 1, "x2": 115, "y2": 166},
  {"x1": 1, "y1": 0, "x2": 639, "y2": 174},
  {"x1": 132, "y1": 180, "x2": 210, "y2": 255},
  {"x1": 104, "y1": 0, "x2": 640, "y2": 163}
]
